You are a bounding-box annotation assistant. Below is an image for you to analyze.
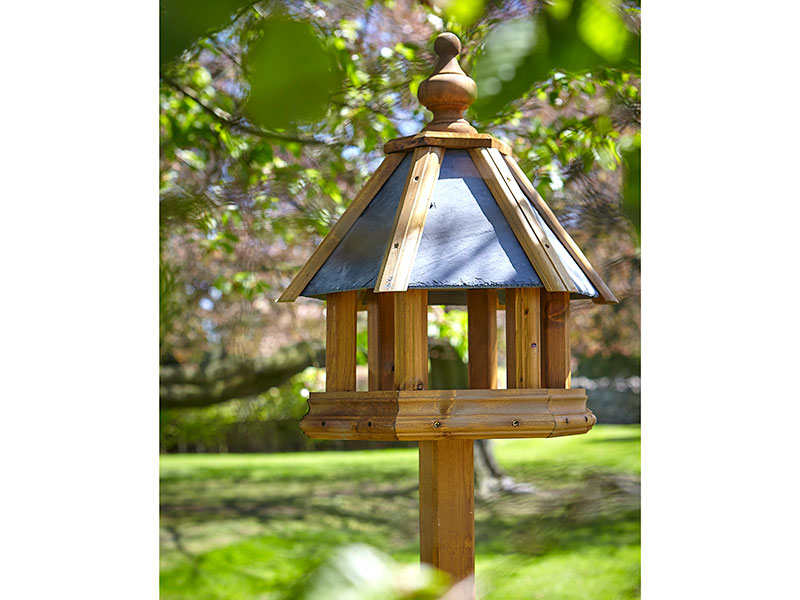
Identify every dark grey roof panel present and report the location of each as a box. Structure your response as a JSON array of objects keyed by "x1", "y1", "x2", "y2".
[
  {"x1": 302, "y1": 154, "x2": 412, "y2": 297},
  {"x1": 407, "y1": 150, "x2": 542, "y2": 290}
]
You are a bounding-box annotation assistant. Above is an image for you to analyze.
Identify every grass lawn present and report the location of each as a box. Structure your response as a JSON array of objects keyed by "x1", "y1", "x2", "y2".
[{"x1": 160, "y1": 425, "x2": 640, "y2": 599}]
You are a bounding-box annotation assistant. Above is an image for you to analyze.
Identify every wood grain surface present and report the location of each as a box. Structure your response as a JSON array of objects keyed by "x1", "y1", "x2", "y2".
[
  {"x1": 506, "y1": 287, "x2": 542, "y2": 389},
  {"x1": 367, "y1": 291, "x2": 395, "y2": 391},
  {"x1": 325, "y1": 291, "x2": 357, "y2": 392},
  {"x1": 300, "y1": 388, "x2": 595, "y2": 440},
  {"x1": 467, "y1": 289, "x2": 497, "y2": 390},
  {"x1": 541, "y1": 291, "x2": 571, "y2": 389},
  {"x1": 376, "y1": 147, "x2": 444, "y2": 293}
]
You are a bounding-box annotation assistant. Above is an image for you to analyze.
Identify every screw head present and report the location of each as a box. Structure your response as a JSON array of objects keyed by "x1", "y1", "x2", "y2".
[
  {"x1": 433, "y1": 421, "x2": 441, "y2": 428},
  {"x1": 512, "y1": 419, "x2": 520, "y2": 427}
]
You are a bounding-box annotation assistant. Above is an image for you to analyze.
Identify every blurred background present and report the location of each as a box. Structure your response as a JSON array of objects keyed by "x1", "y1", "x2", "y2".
[{"x1": 159, "y1": 0, "x2": 640, "y2": 598}]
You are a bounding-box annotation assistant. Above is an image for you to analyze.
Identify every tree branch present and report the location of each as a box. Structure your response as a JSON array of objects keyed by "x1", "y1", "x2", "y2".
[
  {"x1": 161, "y1": 76, "x2": 344, "y2": 147},
  {"x1": 160, "y1": 341, "x2": 325, "y2": 409}
]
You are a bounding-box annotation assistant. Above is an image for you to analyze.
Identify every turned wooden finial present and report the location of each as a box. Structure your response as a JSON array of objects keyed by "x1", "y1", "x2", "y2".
[{"x1": 417, "y1": 32, "x2": 478, "y2": 134}]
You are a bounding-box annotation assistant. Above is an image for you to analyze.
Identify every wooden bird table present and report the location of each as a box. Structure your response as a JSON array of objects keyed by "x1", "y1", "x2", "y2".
[{"x1": 278, "y1": 32, "x2": 616, "y2": 597}]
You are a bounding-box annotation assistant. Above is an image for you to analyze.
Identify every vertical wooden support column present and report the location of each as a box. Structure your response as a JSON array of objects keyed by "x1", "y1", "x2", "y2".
[
  {"x1": 506, "y1": 287, "x2": 541, "y2": 389},
  {"x1": 467, "y1": 289, "x2": 497, "y2": 390},
  {"x1": 541, "y1": 291, "x2": 571, "y2": 389},
  {"x1": 368, "y1": 292, "x2": 395, "y2": 391},
  {"x1": 394, "y1": 290, "x2": 428, "y2": 391},
  {"x1": 419, "y1": 439, "x2": 474, "y2": 588},
  {"x1": 325, "y1": 291, "x2": 357, "y2": 392},
  {"x1": 395, "y1": 290, "x2": 474, "y2": 592}
]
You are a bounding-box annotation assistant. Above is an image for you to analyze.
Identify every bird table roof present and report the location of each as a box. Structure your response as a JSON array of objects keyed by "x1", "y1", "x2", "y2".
[{"x1": 278, "y1": 33, "x2": 616, "y2": 306}]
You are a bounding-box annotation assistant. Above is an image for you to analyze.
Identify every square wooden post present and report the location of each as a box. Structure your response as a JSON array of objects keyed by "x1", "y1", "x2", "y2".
[
  {"x1": 368, "y1": 292, "x2": 395, "y2": 391},
  {"x1": 394, "y1": 290, "x2": 428, "y2": 391},
  {"x1": 467, "y1": 289, "x2": 498, "y2": 390},
  {"x1": 419, "y1": 439, "x2": 475, "y2": 589},
  {"x1": 395, "y1": 289, "x2": 474, "y2": 593},
  {"x1": 326, "y1": 291, "x2": 357, "y2": 392},
  {"x1": 541, "y1": 291, "x2": 571, "y2": 389},
  {"x1": 506, "y1": 287, "x2": 541, "y2": 389}
]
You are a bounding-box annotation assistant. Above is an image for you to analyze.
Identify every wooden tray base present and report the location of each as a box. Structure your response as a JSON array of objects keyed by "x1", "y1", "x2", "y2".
[{"x1": 300, "y1": 388, "x2": 595, "y2": 441}]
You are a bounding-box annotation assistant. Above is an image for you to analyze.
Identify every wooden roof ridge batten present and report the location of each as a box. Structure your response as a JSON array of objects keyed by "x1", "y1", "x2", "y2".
[
  {"x1": 374, "y1": 146, "x2": 444, "y2": 293},
  {"x1": 502, "y1": 154, "x2": 619, "y2": 304}
]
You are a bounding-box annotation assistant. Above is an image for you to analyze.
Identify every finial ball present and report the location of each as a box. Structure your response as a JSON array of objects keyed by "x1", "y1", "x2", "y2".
[{"x1": 434, "y1": 32, "x2": 461, "y2": 58}]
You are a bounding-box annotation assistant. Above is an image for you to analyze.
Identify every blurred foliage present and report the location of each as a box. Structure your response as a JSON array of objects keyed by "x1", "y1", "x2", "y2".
[
  {"x1": 428, "y1": 307, "x2": 469, "y2": 361},
  {"x1": 245, "y1": 18, "x2": 342, "y2": 129},
  {"x1": 469, "y1": 0, "x2": 639, "y2": 117},
  {"x1": 160, "y1": 0, "x2": 249, "y2": 67},
  {"x1": 160, "y1": 367, "x2": 320, "y2": 451},
  {"x1": 160, "y1": 426, "x2": 640, "y2": 598},
  {"x1": 159, "y1": 0, "x2": 641, "y2": 420},
  {"x1": 301, "y1": 544, "x2": 450, "y2": 599}
]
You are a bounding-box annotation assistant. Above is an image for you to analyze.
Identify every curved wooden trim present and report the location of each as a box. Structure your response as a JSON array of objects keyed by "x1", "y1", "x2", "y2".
[{"x1": 300, "y1": 388, "x2": 596, "y2": 440}]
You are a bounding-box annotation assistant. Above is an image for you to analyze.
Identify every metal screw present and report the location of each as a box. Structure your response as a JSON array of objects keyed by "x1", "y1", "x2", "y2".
[
  {"x1": 417, "y1": 382, "x2": 424, "y2": 390},
  {"x1": 433, "y1": 421, "x2": 441, "y2": 428},
  {"x1": 531, "y1": 343, "x2": 537, "y2": 349},
  {"x1": 512, "y1": 420, "x2": 520, "y2": 427},
  {"x1": 393, "y1": 243, "x2": 399, "y2": 248},
  {"x1": 414, "y1": 175, "x2": 420, "y2": 181}
]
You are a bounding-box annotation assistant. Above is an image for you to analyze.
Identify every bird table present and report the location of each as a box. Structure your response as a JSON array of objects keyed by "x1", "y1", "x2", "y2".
[{"x1": 278, "y1": 32, "x2": 617, "y2": 597}]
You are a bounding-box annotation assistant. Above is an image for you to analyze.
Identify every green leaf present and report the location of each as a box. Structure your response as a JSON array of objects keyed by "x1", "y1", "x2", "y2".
[
  {"x1": 159, "y1": 0, "x2": 248, "y2": 68},
  {"x1": 441, "y1": 0, "x2": 486, "y2": 28},
  {"x1": 244, "y1": 19, "x2": 342, "y2": 129},
  {"x1": 471, "y1": 0, "x2": 639, "y2": 120}
]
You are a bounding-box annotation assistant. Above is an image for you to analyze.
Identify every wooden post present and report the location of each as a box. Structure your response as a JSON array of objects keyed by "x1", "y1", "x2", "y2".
[
  {"x1": 467, "y1": 289, "x2": 497, "y2": 390},
  {"x1": 326, "y1": 291, "x2": 357, "y2": 392},
  {"x1": 394, "y1": 289, "x2": 475, "y2": 592},
  {"x1": 419, "y1": 439, "x2": 475, "y2": 588},
  {"x1": 368, "y1": 292, "x2": 395, "y2": 391},
  {"x1": 541, "y1": 291, "x2": 571, "y2": 389},
  {"x1": 394, "y1": 290, "x2": 428, "y2": 391},
  {"x1": 506, "y1": 287, "x2": 541, "y2": 389}
]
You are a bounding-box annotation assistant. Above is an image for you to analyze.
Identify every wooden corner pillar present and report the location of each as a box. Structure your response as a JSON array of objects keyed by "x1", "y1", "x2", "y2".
[
  {"x1": 326, "y1": 291, "x2": 357, "y2": 392},
  {"x1": 467, "y1": 289, "x2": 498, "y2": 390},
  {"x1": 397, "y1": 289, "x2": 474, "y2": 593},
  {"x1": 541, "y1": 291, "x2": 571, "y2": 389},
  {"x1": 368, "y1": 292, "x2": 395, "y2": 391},
  {"x1": 506, "y1": 287, "x2": 542, "y2": 389}
]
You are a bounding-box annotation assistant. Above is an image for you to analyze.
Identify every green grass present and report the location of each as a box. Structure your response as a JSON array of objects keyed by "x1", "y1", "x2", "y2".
[{"x1": 160, "y1": 425, "x2": 640, "y2": 599}]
